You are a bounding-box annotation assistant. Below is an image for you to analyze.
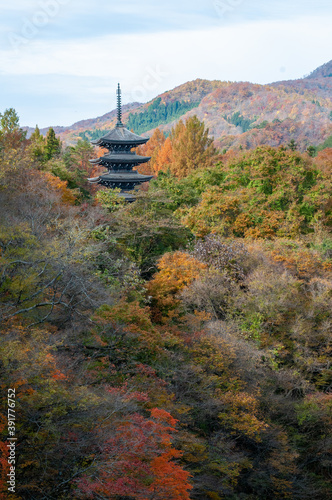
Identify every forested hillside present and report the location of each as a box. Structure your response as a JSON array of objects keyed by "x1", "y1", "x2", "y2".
[
  {"x1": 1, "y1": 107, "x2": 332, "y2": 500},
  {"x1": 25, "y1": 60, "x2": 332, "y2": 154}
]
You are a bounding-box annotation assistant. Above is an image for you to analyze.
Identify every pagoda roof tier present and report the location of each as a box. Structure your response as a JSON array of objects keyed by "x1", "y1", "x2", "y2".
[
  {"x1": 88, "y1": 171, "x2": 153, "y2": 184},
  {"x1": 91, "y1": 126, "x2": 149, "y2": 147},
  {"x1": 89, "y1": 153, "x2": 151, "y2": 165},
  {"x1": 100, "y1": 172, "x2": 153, "y2": 182}
]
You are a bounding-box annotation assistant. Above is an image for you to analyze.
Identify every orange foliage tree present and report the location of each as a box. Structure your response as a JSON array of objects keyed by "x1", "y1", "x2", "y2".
[
  {"x1": 154, "y1": 136, "x2": 173, "y2": 173},
  {"x1": 40, "y1": 171, "x2": 78, "y2": 205},
  {"x1": 138, "y1": 117, "x2": 217, "y2": 178},
  {"x1": 75, "y1": 408, "x2": 192, "y2": 500},
  {"x1": 136, "y1": 128, "x2": 166, "y2": 175}
]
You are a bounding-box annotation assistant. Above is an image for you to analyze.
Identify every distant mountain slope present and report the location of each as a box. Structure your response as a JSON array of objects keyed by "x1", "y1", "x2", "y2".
[
  {"x1": 306, "y1": 59, "x2": 332, "y2": 79},
  {"x1": 23, "y1": 102, "x2": 142, "y2": 138},
  {"x1": 30, "y1": 60, "x2": 332, "y2": 152},
  {"x1": 146, "y1": 65, "x2": 332, "y2": 151},
  {"x1": 271, "y1": 59, "x2": 332, "y2": 98}
]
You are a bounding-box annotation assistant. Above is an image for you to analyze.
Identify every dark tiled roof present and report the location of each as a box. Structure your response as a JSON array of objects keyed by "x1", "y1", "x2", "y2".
[
  {"x1": 89, "y1": 153, "x2": 151, "y2": 165},
  {"x1": 98, "y1": 171, "x2": 153, "y2": 182},
  {"x1": 91, "y1": 126, "x2": 149, "y2": 146}
]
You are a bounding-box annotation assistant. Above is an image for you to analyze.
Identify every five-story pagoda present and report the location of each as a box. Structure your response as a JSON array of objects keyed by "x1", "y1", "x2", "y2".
[{"x1": 88, "y1": 84, "x2": 152, "y2": 200}]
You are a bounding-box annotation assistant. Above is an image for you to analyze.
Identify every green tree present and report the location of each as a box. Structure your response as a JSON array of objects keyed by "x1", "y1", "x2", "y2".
[
  {"x1": 55, "y1": 139, "x2": 95, "y2": 196},
  {"x1": 64, "y1": 139, "x2": 94, "y2": 173},
  {"x1": 0, "y1": 107, "x2": 20, "y2": 134},
  {"x1": 288, "y1": 139, "x2": 297, "y2": 151},
  {"x1": 0, "y1": 108, "x2": 26, "y2": 150},
  {"x1": 93, "y1": 190, "x2": 191, "y2": 279},
  {"x1": 176, "y1": 146, "x2": 320, "y2": 238},
  {"x1": 306, "y1": 145, "x2": 316, "y2": 157},
  {"x1": 28, "y1": 124, "x2": 47, "y2": 164},
  {"x1": 45, "y1": 127, "x2": 61, "y2": 160}
]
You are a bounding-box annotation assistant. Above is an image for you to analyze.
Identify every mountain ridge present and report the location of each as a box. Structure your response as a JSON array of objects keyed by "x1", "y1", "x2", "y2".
[
  {"x1": 23, "y1": 101, "x2": 142, "y2": 138},
  {"x1": 25, "y1": 60, "x2": 332, "y2": 151}
]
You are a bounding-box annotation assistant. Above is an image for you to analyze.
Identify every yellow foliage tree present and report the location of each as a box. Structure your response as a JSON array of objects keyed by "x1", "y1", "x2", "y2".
[
  {"x1": 147, "y1": 251, "x2": 207, "y2": 322},
  {"x1": 169, "y1": 116, "x2": 217, "y2": 178}
]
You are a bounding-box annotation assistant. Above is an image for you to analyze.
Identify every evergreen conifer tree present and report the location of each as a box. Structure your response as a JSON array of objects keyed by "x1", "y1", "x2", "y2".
[{"x1": 45, "y1": 128, "x2": 61, "y2": 160}]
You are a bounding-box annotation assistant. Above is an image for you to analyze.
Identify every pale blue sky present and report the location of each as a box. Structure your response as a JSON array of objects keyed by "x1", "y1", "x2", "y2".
[{"x1": 1, "y1": 0, "x2": 331, "y2": 127}]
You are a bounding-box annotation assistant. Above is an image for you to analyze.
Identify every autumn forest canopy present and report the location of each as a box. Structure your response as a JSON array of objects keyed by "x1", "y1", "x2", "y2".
[{"x1": 0, "y1": 102, "x2": 332, "y2": 500}]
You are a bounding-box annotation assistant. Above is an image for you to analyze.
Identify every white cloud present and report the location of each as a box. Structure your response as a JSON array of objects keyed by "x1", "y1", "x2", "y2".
[
  {"x1": 1, "y1": 14, "x2": 331, "y2": 126},
  {"x1": 2, "y1": 16, "x2": 331, "y2": 80}
]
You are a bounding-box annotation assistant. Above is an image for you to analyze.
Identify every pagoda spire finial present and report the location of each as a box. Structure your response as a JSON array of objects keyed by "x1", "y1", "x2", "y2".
[{"x1": 116, "y1": 83, "x2": 123, "y2": 127}]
